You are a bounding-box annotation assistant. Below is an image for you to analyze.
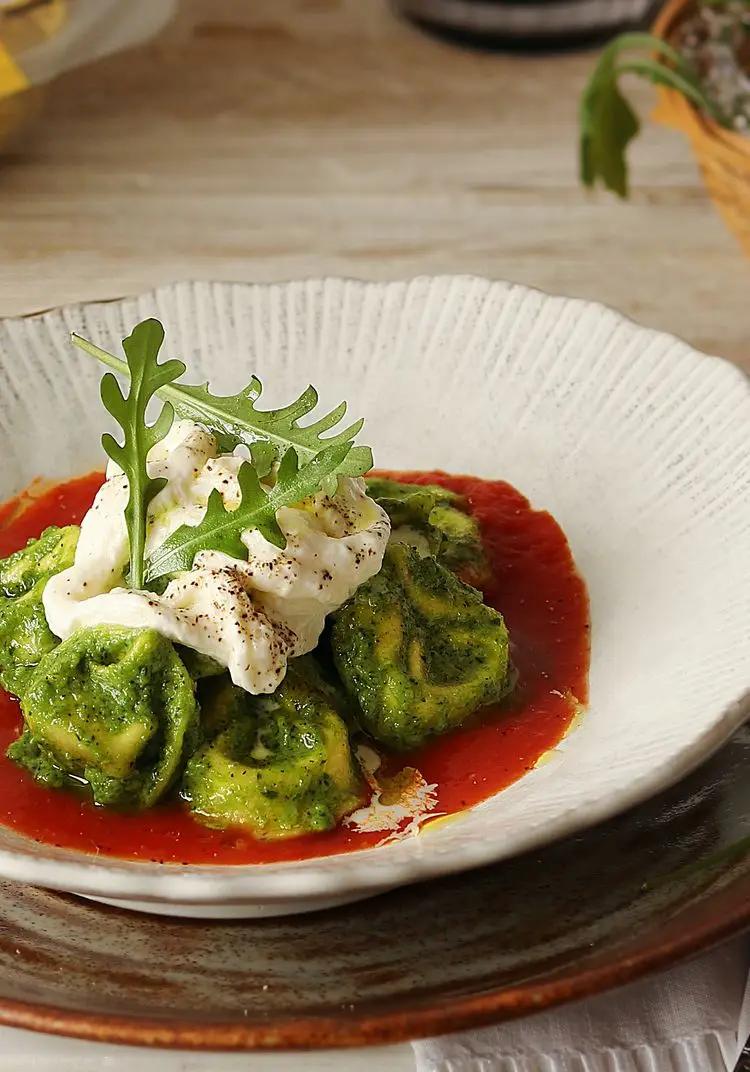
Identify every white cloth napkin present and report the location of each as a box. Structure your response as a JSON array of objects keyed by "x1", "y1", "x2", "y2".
[{"x1": 413, "y1": 938, "x2": 750, "y2": 1072}]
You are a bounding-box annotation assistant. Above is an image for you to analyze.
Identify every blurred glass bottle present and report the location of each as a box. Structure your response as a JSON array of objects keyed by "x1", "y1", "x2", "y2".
[
  {"x1": 0, "y1": 0, "x2": 175, "y2": 151},
  {"x1": 394, "y1": 0, "x2": 661, "y2": 49}
]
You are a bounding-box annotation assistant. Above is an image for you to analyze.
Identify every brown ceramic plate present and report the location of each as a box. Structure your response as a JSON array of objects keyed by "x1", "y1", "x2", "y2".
[{"x1": 0, "y1": 723, "x2": 746, "y2": 1050}]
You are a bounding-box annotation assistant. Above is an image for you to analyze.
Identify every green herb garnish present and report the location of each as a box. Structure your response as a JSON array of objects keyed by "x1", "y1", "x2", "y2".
[
  {"x1": 144, "y1": 444, "x2": 352, "y2": 583},
  {"x1": 167, "y1": 380, "x2": 372, "y2": 481},
  {"x1": 72, "y1": 331, "x2": 372, "y2": 480},
  {"x1": 98, "y1": 320, "x2": 185, "y2": 589},
  {"x1": 73, "y1": 319, "x2": 371, "y2": 589},
  {"x1": 580, "y1": 33, "x2": 719, "y2": 197}
]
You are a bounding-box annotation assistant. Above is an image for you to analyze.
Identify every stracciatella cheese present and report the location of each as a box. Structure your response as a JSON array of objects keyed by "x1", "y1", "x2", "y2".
[{"x1": 43, "y1": 420, "x2": 390, "y2": 693}]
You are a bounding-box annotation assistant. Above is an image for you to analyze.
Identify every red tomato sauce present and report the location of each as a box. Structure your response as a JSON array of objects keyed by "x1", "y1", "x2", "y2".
[{"x1": 0, "y1": 470, "x2": 589, "y2": 865}]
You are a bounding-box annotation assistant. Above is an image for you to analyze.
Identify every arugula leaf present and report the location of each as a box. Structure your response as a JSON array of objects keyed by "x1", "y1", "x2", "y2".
[
  {"x1": 580, "y1": 32, "x2": 718, "y2": 197},
  {"x1": 144, "y1": 443, "x2": 352, "y2": 583},
  {"x1": 169, "y1": 380, "x2": 373, "y2": 480},
  {"x1": 98, "y1": 320, "x2": 185, "y2": 589},
  {"x1": 72, "y1": 332, "x2": 373, "y2": 480}
]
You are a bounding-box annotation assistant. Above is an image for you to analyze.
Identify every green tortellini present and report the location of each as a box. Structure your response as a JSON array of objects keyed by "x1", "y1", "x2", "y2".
[
  {"x1": 177, "y1": 646, "x2": 226, "y2": 682},
  {"x1": 183, "y1": 658, "x2": 364, "y2": 839},
  {"x1": 195, "y1": 671, "x2": 252, "y2": 739},
  {"x1": 0, "y1": 478, "x2": 513, "y2": 828},
  {"x1": 0, "y1": 525, "x2": 79, "y2": 696},
  {"x1": 10, "y1": 625, "x2": 199, "y2": 809},
  {"x1": 366, "y1": 477, "x2": 486, "y2": 578},
  {"x1": 331, "y1": 544, "x2": 512, "y2": 751}
]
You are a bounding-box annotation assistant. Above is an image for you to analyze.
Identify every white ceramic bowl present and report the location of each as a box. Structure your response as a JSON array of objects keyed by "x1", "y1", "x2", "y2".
[{"x1": 0, "y1": 277, "x2": 747, "y2": 918}]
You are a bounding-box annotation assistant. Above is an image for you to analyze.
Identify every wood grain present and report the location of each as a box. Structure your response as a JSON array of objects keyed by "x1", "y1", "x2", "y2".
[{"x1": 0, "y1": 0, "x2": 746, "y2": 368}]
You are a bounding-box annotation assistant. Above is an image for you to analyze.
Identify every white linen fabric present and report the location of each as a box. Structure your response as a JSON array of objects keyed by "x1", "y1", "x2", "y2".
[{"x1": 413, "y1": 939, "x2": 750, "y2": 1072}]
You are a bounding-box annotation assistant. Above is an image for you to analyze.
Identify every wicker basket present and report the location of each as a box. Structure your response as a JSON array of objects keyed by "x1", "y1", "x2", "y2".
[{"x1": 651, "y1": 0, "x2": 750, "y2": 256}]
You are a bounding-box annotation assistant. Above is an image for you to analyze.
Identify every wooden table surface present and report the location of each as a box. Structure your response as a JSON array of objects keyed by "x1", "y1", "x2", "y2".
[{"x1": 0, "y1": 0, "x2": 747, "y2": 372}]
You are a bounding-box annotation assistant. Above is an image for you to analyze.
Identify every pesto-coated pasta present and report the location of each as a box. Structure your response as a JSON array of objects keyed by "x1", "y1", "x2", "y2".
[
  {"x1": 10, "y1": 625, "x2": 199, "y2": 809},
  {"x1": 0, "y1": 525, "x2": 79, "y2": 696},
  {"x1": 183, "y1": 658, "x2": 364, "y2": 838},
  {"x1": 366, "y1": 477, "x2": 487, "y2": 578},
  {"x1": 331, "y1": 544, "x2": 512, "y2": 750}
]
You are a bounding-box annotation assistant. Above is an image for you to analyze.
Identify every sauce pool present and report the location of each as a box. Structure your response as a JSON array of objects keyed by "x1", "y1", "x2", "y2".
[{"x1": 0, "y1": 470, "x2": 589, "y2": 864}]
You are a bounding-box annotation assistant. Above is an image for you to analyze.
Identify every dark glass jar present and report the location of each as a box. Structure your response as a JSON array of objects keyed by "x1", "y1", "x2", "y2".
[{"x1": 393, "y1": 0, "x2": 662, "y2": 50}]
